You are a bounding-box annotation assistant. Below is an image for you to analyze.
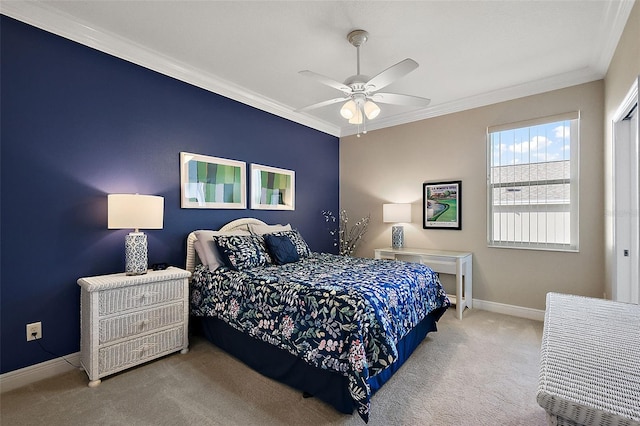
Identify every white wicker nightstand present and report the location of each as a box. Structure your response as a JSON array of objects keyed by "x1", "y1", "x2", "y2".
[{"x1": 77, "y1": 267, "x2": 191, "y2": 387}]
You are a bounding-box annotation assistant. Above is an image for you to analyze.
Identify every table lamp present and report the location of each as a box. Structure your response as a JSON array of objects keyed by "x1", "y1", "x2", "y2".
[
  {"x1": 383, "y1": 203, "x2": 411, "y2": 249},
  {"x1": 108, "y1": 194, "x2": 164, "y2": 275}
]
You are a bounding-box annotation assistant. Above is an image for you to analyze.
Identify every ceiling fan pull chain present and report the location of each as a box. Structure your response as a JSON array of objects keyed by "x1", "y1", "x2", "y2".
[
  {"x1": 362, "y1": 102, "x2": 366, "y2": 135},
  {"x1": 357, "y1": 101, "x2": 367, "y2": 137}
]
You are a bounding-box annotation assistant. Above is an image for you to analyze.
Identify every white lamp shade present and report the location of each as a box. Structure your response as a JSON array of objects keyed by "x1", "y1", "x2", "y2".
[
  {"x1": 348, "y1": 109, "x2": 364, "y2": 124},
  {"x1": 340, "y1": 100, "x2": 357, "y2": 119},
  {"x1": 108, "y1": 194, "x2": 164, "y2": 230},
  {"x1": 364, "y1": 100, "x2": 380, "y2": 119},
  {"x1": 383, "y1": 203, "x2": 411, "y2": 223}
]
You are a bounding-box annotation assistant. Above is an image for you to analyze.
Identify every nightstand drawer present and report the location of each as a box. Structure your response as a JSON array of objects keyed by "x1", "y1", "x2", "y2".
[
  {"x1": 98, "y1": 326, "x2": 185, "y2": 375},
  {"x1": 98, "y1": 302, "x2": 185, "y2": 344},
  {"x1": 98, "y1": 279, "x2": 184, "y2": 316}
]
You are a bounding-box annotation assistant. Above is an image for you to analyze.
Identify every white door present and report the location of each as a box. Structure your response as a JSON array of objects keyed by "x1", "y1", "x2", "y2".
[{"x1": 613, "y1": 77, "x2": 639, "y2": 304}]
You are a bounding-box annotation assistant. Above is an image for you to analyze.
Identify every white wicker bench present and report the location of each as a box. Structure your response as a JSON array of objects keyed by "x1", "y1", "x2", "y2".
[{"x1": 537, "y1": 293, "x2": 640, "y2": 426}]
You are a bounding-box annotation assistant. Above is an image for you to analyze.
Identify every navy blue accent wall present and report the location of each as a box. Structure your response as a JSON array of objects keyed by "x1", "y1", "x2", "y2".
[{"x1": 0, "y1": 16, "x2": 339, "y2": 374}]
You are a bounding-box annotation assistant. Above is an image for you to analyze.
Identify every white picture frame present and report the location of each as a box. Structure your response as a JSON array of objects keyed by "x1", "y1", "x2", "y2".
[
  {"x1": 250, "y1": 163, "x2": 295, "y2": 210},
  {"x1": 180, "y1": 152, "x2": 246, "y2": 209}
]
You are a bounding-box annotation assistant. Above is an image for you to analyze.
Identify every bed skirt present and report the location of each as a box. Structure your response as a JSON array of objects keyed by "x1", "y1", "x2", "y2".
[{"x1": 194, "y1": 309, "x2": 444, "y2": 415}]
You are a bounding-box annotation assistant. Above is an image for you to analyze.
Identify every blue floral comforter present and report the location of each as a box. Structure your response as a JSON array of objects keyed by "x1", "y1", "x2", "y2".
[{"x1": 190, "y1": 253, "x2": 449, "y2": 422}]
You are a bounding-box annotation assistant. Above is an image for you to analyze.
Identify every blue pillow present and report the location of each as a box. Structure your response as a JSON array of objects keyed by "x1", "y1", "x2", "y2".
[
  {"x1": 271, "y1": 230, "x2": 312, "y2": 258},
  {"x1": 264, "y1": 234, "x2": 300, "y2": 265}
]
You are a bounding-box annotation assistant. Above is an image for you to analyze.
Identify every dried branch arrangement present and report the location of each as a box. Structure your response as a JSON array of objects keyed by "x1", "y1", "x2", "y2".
[{"x1": 322, "y1": 210, "x2": 370, "y2": 256}]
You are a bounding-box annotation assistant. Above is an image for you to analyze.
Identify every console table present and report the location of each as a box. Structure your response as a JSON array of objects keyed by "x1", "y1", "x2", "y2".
[{"x1": 374, "y1": 247, "x2": 472, "y2": 320}]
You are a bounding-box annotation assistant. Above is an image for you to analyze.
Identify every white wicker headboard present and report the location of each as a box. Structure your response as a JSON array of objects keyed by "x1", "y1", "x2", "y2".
[{"x1": 185, "y1": 218, "x2": 268, "y2": 274}]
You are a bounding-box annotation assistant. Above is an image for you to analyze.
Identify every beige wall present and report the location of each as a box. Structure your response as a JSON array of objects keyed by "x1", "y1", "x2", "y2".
[
  {"x1": 340, "y1": 81, "x2": 604, "y2": 311},
  {"x1": 603, "y1": 0, "x2": 640, "y2": 298}
]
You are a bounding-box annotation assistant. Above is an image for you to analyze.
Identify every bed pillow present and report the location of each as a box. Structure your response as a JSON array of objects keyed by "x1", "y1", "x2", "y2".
[
  {"x1": 271, "y1": 230, "x2": 312, "y2": 258},
  {"x1": 193, "y1": 239, "x2": 207, "y2": 267},
  {"x1": 215, "y1": 234, "x2": 272, "y2": 270},
  {"x1": 194, "y1": 229, "x2": 250, "y2": 271},
  {"x1": 264, "y1": 234, "x2": 300, "y2": 265},
  {"x1": 248, "y1": 223, "x2": 292, "y2": 235}
]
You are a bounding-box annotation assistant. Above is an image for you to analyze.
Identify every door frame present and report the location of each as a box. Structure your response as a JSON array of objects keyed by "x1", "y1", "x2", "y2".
[{"x1": 611, "y1": 76, "x2": 639, "y2": 304}]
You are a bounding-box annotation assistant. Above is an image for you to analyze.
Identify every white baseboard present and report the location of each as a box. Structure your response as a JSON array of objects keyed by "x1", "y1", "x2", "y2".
[
  {"x1": 472, "y1": 298, "x2": 545, "y2": 321},
  {"x1": 1, "y1": 300, "x2": 542, "y2": 392},
  {"x1": 0, "y1": 352, "x2": 81, "y2": 393}
]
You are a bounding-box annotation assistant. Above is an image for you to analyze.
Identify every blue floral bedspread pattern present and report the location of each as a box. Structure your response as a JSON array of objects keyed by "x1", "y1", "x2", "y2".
[{"x1": 190, "y1": 253, "x2": 450, "y2": 422}]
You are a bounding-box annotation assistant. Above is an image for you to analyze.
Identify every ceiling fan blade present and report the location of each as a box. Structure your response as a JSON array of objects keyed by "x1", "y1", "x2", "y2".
[
  {"x1": 365, "y1": 58, "x2": 419, "y2": 92},
  {"x1": 370, "y1": 92, "x2": 431, "y2": 107},
  {"x1": 299, "y1": 70, "x2": 351, "y2": 93},
  {"x1": 296, "y1": 96, "x2": 350, "y2": 112}
]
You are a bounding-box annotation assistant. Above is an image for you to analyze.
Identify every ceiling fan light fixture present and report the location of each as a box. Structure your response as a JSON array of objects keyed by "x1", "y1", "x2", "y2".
[
  {"x1": 298, "y1": 29, "x2": 428, "y2": 135},
  {"x1": 340, "y1": 100, "x2": 357, "y2": 119},
  {"x1": 364, "y1": 100, "x2": 380, "y2": 119}
]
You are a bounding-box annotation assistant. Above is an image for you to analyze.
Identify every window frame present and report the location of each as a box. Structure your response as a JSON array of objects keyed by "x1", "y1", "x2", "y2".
[{"x1": 486, "y1": 112, "x2": 580, "y2": 252}]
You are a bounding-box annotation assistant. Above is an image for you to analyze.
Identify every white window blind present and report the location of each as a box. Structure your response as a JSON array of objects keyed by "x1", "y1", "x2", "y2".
[{"x1": 487, "y1": 112, "x2": 579, "y2": 251}]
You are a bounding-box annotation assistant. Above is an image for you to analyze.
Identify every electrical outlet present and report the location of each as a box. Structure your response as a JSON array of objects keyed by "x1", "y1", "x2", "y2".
[{"x1": 26, "y1": 322, "x2": 42, "y2": 341}]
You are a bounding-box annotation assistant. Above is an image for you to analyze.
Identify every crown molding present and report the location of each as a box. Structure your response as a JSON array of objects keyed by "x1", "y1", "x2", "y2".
[
  {"x1": 340, "y1": 0, "x2": 634, "y2": 137},
  {"x1": 2, "y1": 0, "x2": 633, "y2": 140},
  {"x1": 1, "y1": 2, "x2": 342, "y2": 137},
  {"x1": 590, "y1": 0, "x2": 637, "y2": 75},
  {"x1": 341, "y1": 66, "x2": 604, "y2": 137}
]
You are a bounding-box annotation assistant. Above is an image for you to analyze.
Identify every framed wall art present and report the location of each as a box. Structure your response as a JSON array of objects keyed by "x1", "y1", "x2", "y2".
[
  {"x1": 423, "y1": 180, "x2": 462, "y2": 229},
  {"x1": 180, "y1": 152, "x2": 246, "y2": 209},
  {"x1": 250, "y1": 164, "x2": 295, "y2": 210}
]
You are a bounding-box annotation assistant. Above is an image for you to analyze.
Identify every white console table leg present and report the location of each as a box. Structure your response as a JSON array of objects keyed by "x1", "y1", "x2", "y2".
[
  {"x1": 465, "y1": 259, "x2": 473, "y2": 309},
  {"x1": 456, "y1": 258, "x2": 464, "y2": 320}
]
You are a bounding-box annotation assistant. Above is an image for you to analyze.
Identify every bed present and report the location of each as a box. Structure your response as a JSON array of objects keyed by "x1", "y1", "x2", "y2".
[{"x1": 186, "y1": 218, "x2": 450, "y2": 422}]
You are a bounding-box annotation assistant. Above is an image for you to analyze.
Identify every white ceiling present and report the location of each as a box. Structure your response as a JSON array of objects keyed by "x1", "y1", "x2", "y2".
[{"x1": 2, "y1": 1, "x2": 635, "y2": 137}]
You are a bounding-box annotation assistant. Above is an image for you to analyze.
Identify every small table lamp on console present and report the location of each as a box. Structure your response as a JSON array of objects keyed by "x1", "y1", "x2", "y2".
[
  {"x1": 383, "y1": 203, "x2": 411, "y2": 249},
  {"x1": 108, "y1": 194, "x2": 164, "y2": 275}
]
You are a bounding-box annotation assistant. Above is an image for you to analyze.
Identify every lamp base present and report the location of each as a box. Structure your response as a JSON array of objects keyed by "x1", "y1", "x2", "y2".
[
  {"x1": 125, "y1": 232, "x2": 148, "y2": 275},
  {"x1": 391, "y1": 225, "x2": 404, "y2": 249}
]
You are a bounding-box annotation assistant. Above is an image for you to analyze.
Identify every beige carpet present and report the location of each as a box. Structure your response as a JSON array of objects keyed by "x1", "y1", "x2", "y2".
[{"x1": 1, "y1": 309, "x2": 547, "y2": 426}]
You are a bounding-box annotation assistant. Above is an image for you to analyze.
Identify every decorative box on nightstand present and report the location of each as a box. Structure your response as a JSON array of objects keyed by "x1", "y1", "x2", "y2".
[{"x1": 77, "y1": 267, "x2": 191, "y2": 387}]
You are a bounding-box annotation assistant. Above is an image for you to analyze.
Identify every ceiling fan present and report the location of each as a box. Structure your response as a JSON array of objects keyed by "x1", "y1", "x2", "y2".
[{"x1": 298, "y1": 29, "x2": 431, "y2": 136}]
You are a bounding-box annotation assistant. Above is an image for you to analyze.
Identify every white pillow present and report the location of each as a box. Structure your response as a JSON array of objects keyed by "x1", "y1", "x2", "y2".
[
  {"x1": 193, "y1": 239, "x2": 206, "y2": 266},
  {"x1": 248, "y1": 223, "x2": 292, "y2": 235},
  {"x1": 194, "y1": 229, "x2": 251, "y2": 271}
]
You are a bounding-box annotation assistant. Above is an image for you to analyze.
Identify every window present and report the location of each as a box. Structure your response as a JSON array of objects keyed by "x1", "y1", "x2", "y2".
[{"x1": 487, "y1": 112, "x2": 579, "y2": 251}]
